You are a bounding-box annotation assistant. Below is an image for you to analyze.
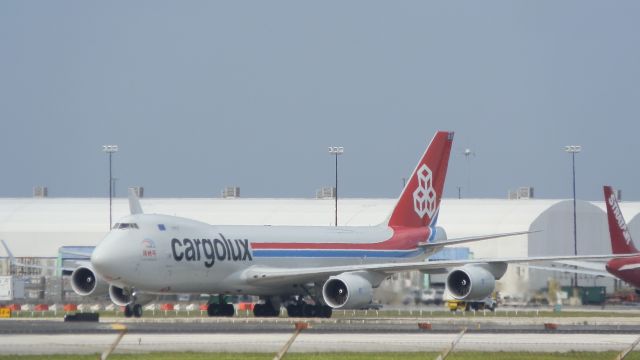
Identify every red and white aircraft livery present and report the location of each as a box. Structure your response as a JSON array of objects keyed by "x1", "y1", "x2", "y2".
[
  {"x1": 4, "y1": 131, "x2": 630, "y2": 318},
  {"x1": 604, "y1": 185, "x2": 640, "y2": 288}
]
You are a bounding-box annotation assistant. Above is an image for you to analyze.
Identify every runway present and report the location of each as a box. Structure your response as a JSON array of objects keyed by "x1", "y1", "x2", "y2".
[
  {"x1": 2, "y1": 317, "x2": 640, "y2": 334},
  {"x1": 1, "y1": 316, "x2": 640, "y2": 355},
  {"x1": 1, "y1": 332, "x2": 639, "y2": 354}
]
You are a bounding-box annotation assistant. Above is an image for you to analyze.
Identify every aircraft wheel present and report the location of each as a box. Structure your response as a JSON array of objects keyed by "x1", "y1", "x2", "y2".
[
  {"x1": 124, "y1": 305, "x2": 133, "y2": 318},
  {"x1": 224, "y1": 304, "x2": 235, "y2": 317},
  {"x1": 207, "y1": 304, "x2": 219, "y2": 317},
  {"x1": 286, "y1": 304, "x2": 301, "y2": 317},
  {"x1": 133, "y1": 304, "x2": 143, "y2": 318},
  {"x1": 320, "y1": 305, "x2": 333, "y2": 318},
  {"x1": 253, "y1": 304, "x2": 265, "y2": 317},
  {"x1": 302, "y1": 304, "x2": 318, "y2": 317},
  {"x1": 254, "y1": 303, "x2": 279, "y2": 317}
]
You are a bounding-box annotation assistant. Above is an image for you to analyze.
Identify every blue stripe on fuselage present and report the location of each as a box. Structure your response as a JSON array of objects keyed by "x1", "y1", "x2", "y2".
[
  {"x1": 427, "y1": 211, "x2": 439, "y2": 243},
  {"x1": 252, "y1": 249, "x2": 425, "y2": 258}
]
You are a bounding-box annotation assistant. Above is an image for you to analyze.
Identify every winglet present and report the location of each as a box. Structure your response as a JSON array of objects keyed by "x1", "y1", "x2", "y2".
[
  {"x1": 1, "y1": 240, "x2": 15, "y2": 261},
  {"x1": 604, "y1": 185, "x2": 637, "y2": 254},
  {"x1": 2, "y1": 239, "x2": 59, "y2": 271},
  {"x1": 128, "y1": 188, "x2": 143, "y2": 215}
]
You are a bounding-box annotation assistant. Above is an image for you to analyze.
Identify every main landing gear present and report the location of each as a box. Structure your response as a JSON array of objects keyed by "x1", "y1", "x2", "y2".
[
  {"x1": 253, "y1": 298, "x2": 281, "y2": 317},
  {"x1": 206, "y1": 295, "x2": 235, "y2": 317},
  {"x1": 286, "y1": 285, "x2": 333, "y2": 318},
  {"x1": 124, "y1": 303, "x2": 143, "y2": 318},
  {"x1": 286, "y1": 302, "x2": 332, "y2": 318}
]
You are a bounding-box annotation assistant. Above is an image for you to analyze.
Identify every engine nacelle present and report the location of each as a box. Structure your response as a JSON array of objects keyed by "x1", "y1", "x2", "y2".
[
  {"x1": 322, "y1": 273, "x2": 373, "y2": 309},
  {"x1": 109, "y1": 285, "x2": 131, "y2": 306},
  {"x1": 108, "y1": 285, "x2": 155, "y2": 306},
  {"x1": 70, "y1": 266, "x2": 109, "y2": 297},
  {"x1": 446, "y1": 266, "x2": 495, "y2": 300}
]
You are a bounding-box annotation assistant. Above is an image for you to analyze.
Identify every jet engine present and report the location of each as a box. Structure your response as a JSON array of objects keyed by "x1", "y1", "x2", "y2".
[
  {"x1": 108, "y1": 285, "x2": 131, "y2": 306},
  {"x1": 322, "y1": 273, "x2": 373, "y2": 309},
  {"x1": 446, "y1": 266, "x2": 495, "y2": 300},
  {"x1": 70, "y1": 266, "x2": 109, "y2": 297},
  {"x1": 108, "y1": 285, "x2": 155, "y2": 306}
]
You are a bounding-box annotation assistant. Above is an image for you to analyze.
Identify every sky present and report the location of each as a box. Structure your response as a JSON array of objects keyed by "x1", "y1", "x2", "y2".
[{"x1": 0, "y1": 1, "x2": 638, "y2": 200}]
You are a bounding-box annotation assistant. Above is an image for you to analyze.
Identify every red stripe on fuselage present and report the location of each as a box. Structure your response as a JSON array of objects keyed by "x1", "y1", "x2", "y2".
[{"x1": 250, "y1": 227, "x2": 429, "y2": 251}]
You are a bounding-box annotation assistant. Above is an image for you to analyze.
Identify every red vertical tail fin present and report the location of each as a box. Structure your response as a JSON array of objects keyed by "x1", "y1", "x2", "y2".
[
  {"x1": 387, "y1": 131, "x2": 454, "y2": 228},
  {"x1": 604, "y1": 185, "x2": 637, "y2": 254}
]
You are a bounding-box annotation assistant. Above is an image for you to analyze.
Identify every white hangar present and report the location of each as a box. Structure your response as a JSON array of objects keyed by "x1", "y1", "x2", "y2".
[{"x1": 1, "y1": 196, "x2": 640, "y2": 299}]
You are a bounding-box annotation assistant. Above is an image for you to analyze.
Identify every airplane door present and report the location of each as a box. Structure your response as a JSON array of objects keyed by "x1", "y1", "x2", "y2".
[{"x1": 165, "y1": 249, "x2": 173, "y2": 278}]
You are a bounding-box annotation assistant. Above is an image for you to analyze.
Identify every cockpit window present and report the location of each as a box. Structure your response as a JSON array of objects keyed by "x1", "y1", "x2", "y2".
[{"x1": 113, "y1": 223, "x2": 139, "y2": 230}]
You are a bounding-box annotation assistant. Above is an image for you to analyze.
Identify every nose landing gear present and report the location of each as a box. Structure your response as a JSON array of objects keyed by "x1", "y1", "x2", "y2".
[
  {"x1": 207, "y1": 303, "x2": 235, "y2": 317},
  {"x1": 206, "y1": 295, "x2": 235, "y2": 317}
]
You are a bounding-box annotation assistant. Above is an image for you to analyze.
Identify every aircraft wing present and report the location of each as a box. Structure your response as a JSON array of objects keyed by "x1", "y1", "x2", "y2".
[
  {"x1": 551, "y1": 260, "x2": 608, "y2": 272},
  {"x1": 418, "y1": 230, "x2": 535, "y2": 248},
  {"x1": 241, "y1": 253, "x2": 638, "y2": 286},
  {"x1": 529, "y1": 265, "x2": 613, "y2": 278}
]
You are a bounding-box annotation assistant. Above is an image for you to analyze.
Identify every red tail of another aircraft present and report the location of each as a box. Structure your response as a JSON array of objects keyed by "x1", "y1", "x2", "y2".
[
  {"x1": 604, "y1": 185, "x2": 637, "y2": 254},
  {"x1": 387, "y1": 131, "x2": 454, "y2": 228}
]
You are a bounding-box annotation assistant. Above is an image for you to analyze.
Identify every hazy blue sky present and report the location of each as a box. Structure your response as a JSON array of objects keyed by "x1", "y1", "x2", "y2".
[{"x1": 1, "y1": 1, "x2": 638, "y2": 200}]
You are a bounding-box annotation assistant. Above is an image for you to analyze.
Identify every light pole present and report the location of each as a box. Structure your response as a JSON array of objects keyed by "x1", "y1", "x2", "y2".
[
  {"x1": 564, "y1": 145, "x2": 581, "y2": 288},
  {"x1": 463, "y1": 148, "x2": 475, "y2": 198},
  {"x1": 103, "y1": 145, "x2": 119, "y2": 230},
  {"x1": 328, "y1": 146, "x2": 344, "y2": 227}
]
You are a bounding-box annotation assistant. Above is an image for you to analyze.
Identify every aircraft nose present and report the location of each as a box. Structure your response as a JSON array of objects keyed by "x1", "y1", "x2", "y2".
[{"x1": 91, "y1": 236, "x2": 121, "y2": 279}]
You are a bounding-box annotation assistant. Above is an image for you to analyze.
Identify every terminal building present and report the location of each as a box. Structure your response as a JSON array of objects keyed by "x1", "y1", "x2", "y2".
[{"x1": 1, "y1": 191, "x2": 640, "y2": 304}]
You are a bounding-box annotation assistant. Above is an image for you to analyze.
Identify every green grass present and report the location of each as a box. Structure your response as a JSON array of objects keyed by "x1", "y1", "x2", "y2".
[{"x1": 1, "y1": 352, "x2": 639, "y2": 360}]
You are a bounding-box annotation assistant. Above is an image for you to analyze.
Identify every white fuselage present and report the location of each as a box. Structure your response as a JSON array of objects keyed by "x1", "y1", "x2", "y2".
[{"x1": 91, "y1": 213, "x2": 432, "y2": 296}]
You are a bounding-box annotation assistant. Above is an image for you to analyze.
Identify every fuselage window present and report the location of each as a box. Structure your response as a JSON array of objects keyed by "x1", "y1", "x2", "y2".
[{"x1": 116, "y1": 223, "x2": 139, "y2": 230}]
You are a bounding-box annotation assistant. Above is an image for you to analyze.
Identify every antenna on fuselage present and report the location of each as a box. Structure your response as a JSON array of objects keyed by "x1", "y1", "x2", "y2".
[{"x1": 128, "y1": 188, "x2": 144, "y2": 215}]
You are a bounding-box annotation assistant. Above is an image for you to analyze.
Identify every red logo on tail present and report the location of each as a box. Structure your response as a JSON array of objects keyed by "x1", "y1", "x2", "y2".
[
  {"x1": 387, "y1": 131, "x2": 453, "y2": 228},
  {"x1": 413, "y1": 164, "x2": 437, "y2": 219},
  {"x1": 604, "y1": 185, "x2": 637, "y2": 254}
]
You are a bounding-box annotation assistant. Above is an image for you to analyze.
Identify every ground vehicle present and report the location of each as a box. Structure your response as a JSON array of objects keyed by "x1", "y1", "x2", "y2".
[
  {"x1": 421, "y1": 288, "x2": 444, "y2": 305},
  {"x1": 447, "y1": 297, "x2": 496, "y2": 311}
]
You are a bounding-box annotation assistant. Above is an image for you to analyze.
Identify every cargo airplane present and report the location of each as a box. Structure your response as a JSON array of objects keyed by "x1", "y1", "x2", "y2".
[
  {"x1": 536, "y1": 186, "x2": 640, "y2": 290},
  {"x1": 602, "y1": 185, "x2": 640, "y2": 289},
  {"x1": 2, "y1": 132, "x2": 632, "y2": 318}
]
